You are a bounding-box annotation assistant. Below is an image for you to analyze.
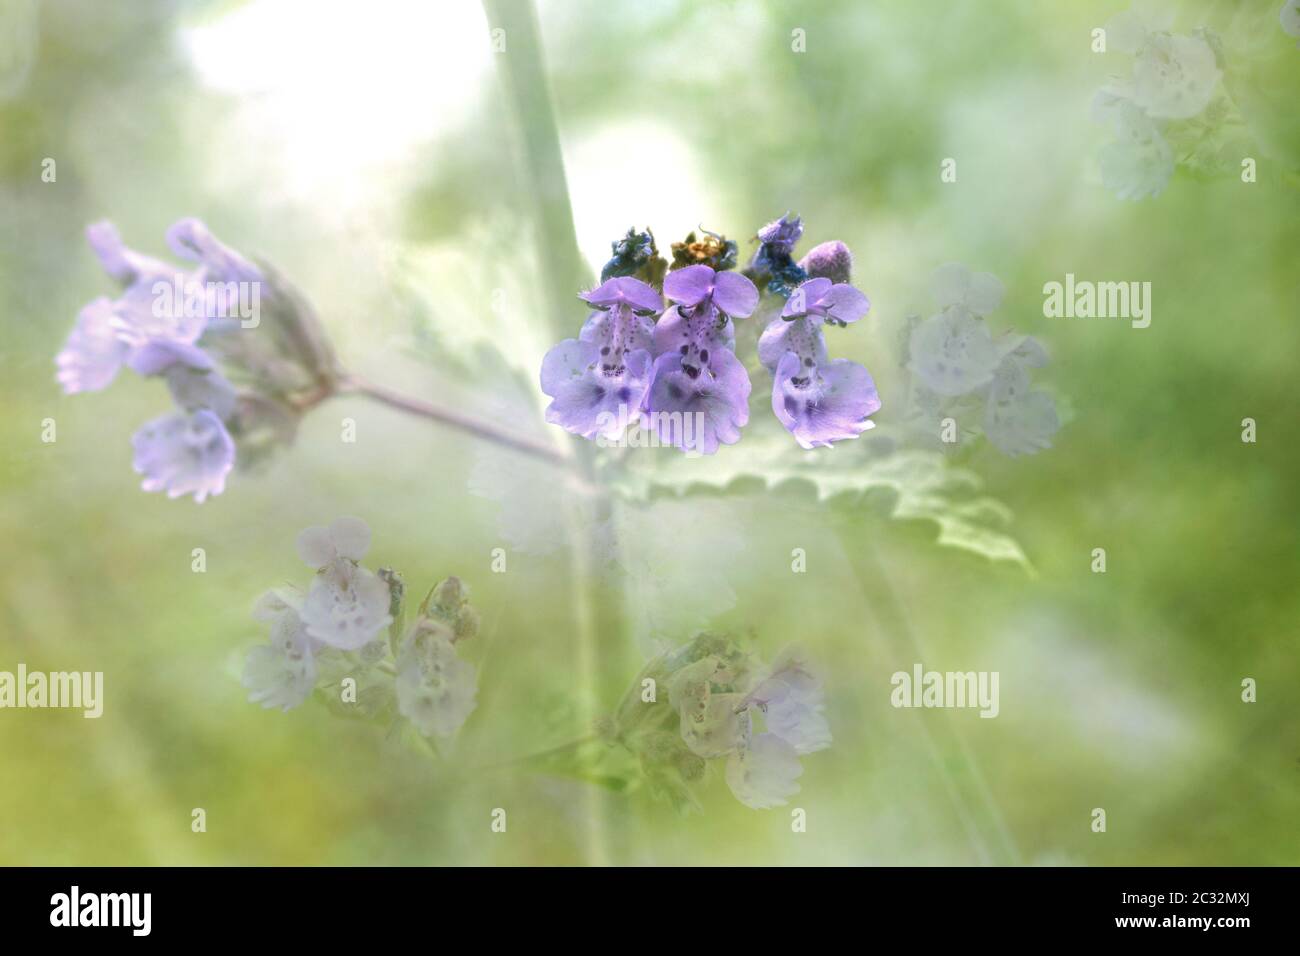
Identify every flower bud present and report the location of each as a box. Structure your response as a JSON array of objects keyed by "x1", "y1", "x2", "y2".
[{"x1": 798, "y1": 240, "x2": 853, "y2": 285}]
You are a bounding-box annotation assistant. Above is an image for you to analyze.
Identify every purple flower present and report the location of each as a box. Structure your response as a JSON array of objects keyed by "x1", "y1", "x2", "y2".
[
  {"x1": 541, "y1": 340, "x2": 653, "y2": 441},
  {"x1": 772, "y1": 352, "x2": 880, "y2": 449},
  {"x1": 798, "y1": 240, "x2": 853, "y2": 285},
  {"x1": 781, "y1": 276, "x2": 870, "y2": 326},
  {"x1": 86, "y1": 221, "x2": 172, "y2": 289},
  {"x1": 643, "y1": 348, "x2": 751, "y2": 455},
  {"x1": 756, "y1": 213, "x2": 804, "y2": 254},
  {"x1": 55, "y1": 297, "x2": 127, "y2": 394},
  {"x1": 539, "y1": 277, "x2": 662, "y2": 441},
  {"x1": 166, "y1": 217, "x2": 263, "y2": 285},
  {"x1": 131, "y1": 408, "x2": 235, "y2": 503},
  {"x1": 759, "y1": 277, "x2": 878, "y2": 448},
  {"x1": 244, "y1": 588, "x2": 317, "y2": 712},
  {"x1": 642, "y1": 265, "x2": 758, "y2": 454}
]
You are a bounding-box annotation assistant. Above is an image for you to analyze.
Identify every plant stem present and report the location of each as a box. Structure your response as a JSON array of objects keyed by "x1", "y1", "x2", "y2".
[
  {"x1": 338, "y1": 374, "x2": 573, "y2": 468},
  {"x1": 483, "y1": 0, "x2": 621, "y2": 866}
]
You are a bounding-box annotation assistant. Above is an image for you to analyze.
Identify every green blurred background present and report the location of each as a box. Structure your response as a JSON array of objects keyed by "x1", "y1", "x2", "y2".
[{"x1": 1, "y1": 0, "x2": 1297, "y2": 865}]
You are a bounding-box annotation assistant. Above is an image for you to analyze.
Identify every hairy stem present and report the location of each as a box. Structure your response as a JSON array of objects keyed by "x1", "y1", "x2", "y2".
[{"x1": 340, "y1": 374, "x2": 573, "y2": 468}]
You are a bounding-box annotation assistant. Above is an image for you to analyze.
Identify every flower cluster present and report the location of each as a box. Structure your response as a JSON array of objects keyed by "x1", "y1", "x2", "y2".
[
  {"x1": 243, "y1": 517, "x2": 480, "y2": 741},
  {"x1": 540, "y1": 217, "x2": 879, "y2": 453},
  {"x1": 601, "y1": 633, "x2": 830, "y2": 812},
  {"x1": 902, "y1": 264, "x2": 1059, "y2": 456},
  {"x1": 56, "y1": 220, "x2": 257, "y2": 501},
  {"x1": 57, "y1": 219, "x2": 337, "y2": 502},
  {"x1": 1091, "y1": 1, "x2": 1243, "y2": 200}
]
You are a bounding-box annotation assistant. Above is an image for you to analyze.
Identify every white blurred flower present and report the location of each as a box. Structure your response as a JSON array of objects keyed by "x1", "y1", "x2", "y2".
[
  {"x1": 1283, "y1": 0, "x2": 1300, "y2": 39},
  {"x1": 907, "y1": 307, "x2": 1002, "y2": 396},
  {"x1": 746, "y1": 648, "x2": 832, "y2": 755},
  {"x1": 301, "y1": 562, "x2": 393, "y2": 650},
  {"x1": 1104, "y1": 0, "x2": 1175, "y2": 54},
  {"x1": 725, "y1": 732, "x2": 803, "y2": 809},
  {"x1": 296, "y1": 516, "x2": 372, "y2": 568},
  {"x1": 395, "y1": 624, "x2": 477, "y2": 738},
  {"x1": 930, "y1": 262, "x2": 1004, "y2": 316},
  {"x1": 1131, "y1": 33, "x2": 1220, "y2": 120},
  {"x1": 243, "y1": 588, "x2": 317, "y2": 711},
  {"x1": 984, "y1": 359, "x2": 1059, "y2": 457},
  {"x1": 1096, "y1": 96, "x2": 1173, "y2": 201}
]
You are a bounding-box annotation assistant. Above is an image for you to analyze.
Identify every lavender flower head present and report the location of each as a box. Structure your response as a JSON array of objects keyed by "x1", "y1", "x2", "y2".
[
  {"x1": 540, "y1": 276, "x2": 662, "y2": 441},
  {"x1": 56, "y1": 219, "x2": 264, "y2": 502}
]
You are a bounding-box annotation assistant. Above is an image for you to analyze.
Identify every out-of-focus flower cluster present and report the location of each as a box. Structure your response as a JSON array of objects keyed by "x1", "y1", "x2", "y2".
[
  {"x1": 540, "y1": 215, "x2": 879, "y2": 453},
  {"x1": 242, "y1": 517, "x2": 479, "y2": 742},
  {"x1": 901, "y1": 264, "x2": 1059, "y2": 457},
  {"x1": 56, "y1": 219, "x2": 338, "y2": 502},
  {"x1": 1091, "y1": 1, "x2": 1253, "y2": 199},
  {"x1": 599, "y1": 632, "x2": 830, "y2": 812}
]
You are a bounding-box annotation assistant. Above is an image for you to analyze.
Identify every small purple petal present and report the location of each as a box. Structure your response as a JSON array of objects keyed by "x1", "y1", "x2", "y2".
[
  {"x1": 580, "y1": 276, "x2": 663, "y2": 315},
  {"x1": 772, "y1": 352, "x2": 880, "y2": 449},
  {"x1": 166, "y1": 218, "x2": 262, "y2": 284},
  {"x1": 782, "y1": 278, "x2": 833, "y2": 318},
  {"x1": 817, "y1": 283, "x2": 870, "y2": 324},
  {"x1": 662, "y1": 264, "x2": 716, "y2": 307},
  {"x1": 126, "y1": 339, "x2": 214, "y2": 377},
  {"x1": 85, "y1": 221, "x2": 171, "y2": 287},
  {"x1": 55, "y1": 297, "x2": 127, "y2": 394},
  {"x1": 712, "y1": 270, "x2": 759, "y2": 318},
  {"x1": 131, "y1": 408, "x2": 235, "y2": 503}
]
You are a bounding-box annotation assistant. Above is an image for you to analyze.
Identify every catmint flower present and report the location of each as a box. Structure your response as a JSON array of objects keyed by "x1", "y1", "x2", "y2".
[
  {"x1": 1104, "y1": 1, "x2": 1175, "y2": 54},
  {"x1": 1093, "y1": 93, "x2": 1174, "y2": 201},
  {"x1": 760, "y1": 276, "x2": 879, "y2": 448},
  {"x1": 600, "y1": 227, "x2": 668, "y2": 287},
  {"x1": 131, "y1": 408, "x2": 235, "y2": 502},
  {"x1": 929, "y1": 262, "x2": 1004, "y2": 317},
  {"x1": 55, "y1": 298, "x2": 127, "y2": 394},
  {"x1": 243, "y1": 588, "x2": 317, "y2": 712},
  {"x1": 166, "y1": 217, "x2": 263, "y2": 285},
  {"x1": 395, "y1": 621, "x2": 478, "y2": 738},
  {"x1": 1130, "y1": 32, "x2": 1220, "y2": 120},
  {"x1": 297, "y1": 517, "x2": 393, "y2": 650},
  {"x1": 1284, "y1": 0, "x2": 1300, "y2": 40},
  {"x1": 908, "y1": 307, "x2": 1001, "y2": 396},
  {"x1": 540, "y1": 276, "x2": 661, "y2": 441},
  {"x1": 744, "y1": 648, "x2": 832, "y2": 755},
  {"x1": 644, "y1": 264, "x2": 759, "y2": 454},
  {"x1": 85, "y1": 220, "x2": 172, "y2": 289},
  {"x1": 296, "y1": 515, "x2": 373, "y2": 568},
  {"x1": 300, "y1": 567, "x2": 392, "y2": 653},
  {"x1": 669, "y1": 228, "x2": 738, "y2": 272},
  {"x1": 58, "y1": 218, "x2": 269, "y2": 502},
  {"x1": 725, "y1": 730, "x2": 803, "y2": 810},
  {"x1": 744, "y1": 213, "x2": 808, "y2": 296},
  {"x1": 984, "y1": 356, "x2": 1060, "y2": 457},
  {"x1": 798, "y1": 239, "x2": 853, "y2": 285}
]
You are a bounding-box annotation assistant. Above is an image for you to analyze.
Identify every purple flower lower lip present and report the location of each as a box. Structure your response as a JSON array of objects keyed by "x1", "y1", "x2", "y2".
[
  {"x1": 771, "y1": 351, "x2": 880, "y2": 449},
  {"x1": 131, "y1": 408, "x2": 235, "y2": 503},
  {"x1": 643, "y1": 349, "x2": 750, "y2": 455},
  {"x1": 540, "y1": 339, "x2": 652, "y2": 440}
]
